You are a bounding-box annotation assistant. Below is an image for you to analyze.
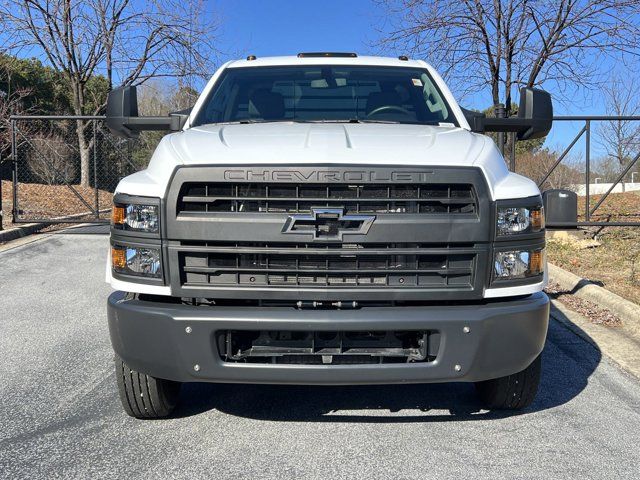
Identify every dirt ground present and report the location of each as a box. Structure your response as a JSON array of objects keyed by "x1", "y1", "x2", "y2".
[
  {"x1": 547, "y1": 228, "x2": 640, "y2": 305},
  {"x1": 577, "y1": 190, "x2": 640, "y2": 221},
  {"x1": 547, "y1": 191, "x2": 640, "y2": 305},
  {"x1": 1, "y1": 179, "x2": 113, "y2": 229}
]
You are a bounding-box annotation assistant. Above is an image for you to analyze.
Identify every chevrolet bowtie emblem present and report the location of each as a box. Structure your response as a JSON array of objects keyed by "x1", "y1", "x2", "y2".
[{"x1": 282, "y1": 208, "x2": 376, "y2": 241}]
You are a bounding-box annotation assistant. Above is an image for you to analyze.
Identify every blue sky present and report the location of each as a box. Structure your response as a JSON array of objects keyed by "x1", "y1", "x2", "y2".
[{"x1": 213, "y1": 0, "x2": 384, "y2": 61}]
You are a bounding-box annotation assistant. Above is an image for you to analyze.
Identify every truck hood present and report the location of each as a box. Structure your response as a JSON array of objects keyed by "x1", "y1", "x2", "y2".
[
  {"x1": 168, "y1": 123, "x2": 487, "y2": 167},
  {"x1": 126, "y1": 121, "x2": 538, "y2": 201}
]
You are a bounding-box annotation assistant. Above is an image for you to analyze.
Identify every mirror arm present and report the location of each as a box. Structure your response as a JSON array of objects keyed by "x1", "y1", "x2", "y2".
[
  {"x1": 481, "y1": 118, "x2": 534, "y2": 133},
  {"x1": 111, "y1": 115, "x2": 185, "y2": 134}
]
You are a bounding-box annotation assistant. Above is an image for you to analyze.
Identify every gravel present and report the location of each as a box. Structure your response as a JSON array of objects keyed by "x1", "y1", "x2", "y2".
[
  {"x1": 1, "y1": 233, "x2": 640, "y2": 479},
  {"x1": 545, "y1": 282, "x2": 623, "y2": 327}
]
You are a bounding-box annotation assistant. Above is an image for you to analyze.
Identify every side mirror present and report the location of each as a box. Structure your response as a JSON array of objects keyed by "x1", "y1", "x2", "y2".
[
  {"x1": 106, "y1": 86, "x2": 139, "y2": 138},
  {"x1": 106, "y1": 86, "x2": 187, "y2": 139},
  {"x1": 517, "y1": 88, "x2": 553, "y2": 140},
  {"x1": 462, "y1": 87, "x2": 553, "y2": 141},
  {"x1": 543, "y1": 189, "x2": 578, "y2": 228}
]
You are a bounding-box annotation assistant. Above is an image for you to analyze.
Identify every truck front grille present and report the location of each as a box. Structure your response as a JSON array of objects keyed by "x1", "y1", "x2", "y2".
[
  {"x1": 178, "y1": 242, "x2": 476, "y2": 289},
  {"x1": 178, "y1": 182, "x2": 476, "y2": 215},
  {"x1": 165, "y1": 166, "x2": 492, "y2": 300}
]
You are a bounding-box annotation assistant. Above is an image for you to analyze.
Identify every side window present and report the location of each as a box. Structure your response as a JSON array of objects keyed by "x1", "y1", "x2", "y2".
[
  {"x1": 201, "y1": 74, "x2": 234, "y2": 123},
  {"x1": 420, "y1": 73, "x2": 448, "y2": 120}
]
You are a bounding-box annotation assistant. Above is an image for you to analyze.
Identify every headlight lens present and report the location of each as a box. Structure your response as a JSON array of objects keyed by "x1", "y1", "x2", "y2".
[
  {"x1": 112, "y1": 246, "x2": 162, "y2": 278},
  {"x1": 112, "y1": 203, "x2": 159, "y2": 233},
  {"x1": 494, "y1": 248, "x2": 545, "y2": 280},
  {"x1": 497, "y1": 205, "x2": 544, "y2": 236}
]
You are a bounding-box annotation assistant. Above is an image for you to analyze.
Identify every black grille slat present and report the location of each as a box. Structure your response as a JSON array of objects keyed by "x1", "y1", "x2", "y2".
[
  {"x1": 178, "y1": 243, "x2": 476, "y2": 289},
  {"x1": 183, "y1": 267, "x2": 472, "y2": 275},
  {"x1": 181, "y1": 195, "x2": 475, "y2": 204},
  {"x1": 178, "y1": 182, "x2": 477, "y2": 215}
]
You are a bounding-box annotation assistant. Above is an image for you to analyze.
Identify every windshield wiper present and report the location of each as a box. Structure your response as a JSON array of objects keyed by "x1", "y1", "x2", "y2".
[
  {"x1": 352, "y1": 119, "x2": 401, "y2": 124},
  {"x1": 208, "y1": 119, "x2": 291, "y2": 125},
  {"x1": 207, "y1": 118, "x2": 434, "y2": 126}
]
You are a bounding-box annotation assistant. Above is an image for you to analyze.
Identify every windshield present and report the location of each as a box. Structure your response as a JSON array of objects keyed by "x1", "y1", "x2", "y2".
[{"x1": 192, "y1": 65, "x2": 458, "y2": 126}]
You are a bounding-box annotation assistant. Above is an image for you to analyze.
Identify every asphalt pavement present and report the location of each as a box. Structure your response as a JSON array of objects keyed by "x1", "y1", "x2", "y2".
[{"x1": 1, "y1": 231, "x2": 639, "y2": 479}]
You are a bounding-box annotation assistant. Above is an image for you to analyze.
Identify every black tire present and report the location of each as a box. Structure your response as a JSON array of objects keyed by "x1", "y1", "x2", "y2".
[
  {"x1": 115, "y1": 357, "x2": 181, "y2": 419},
  {"x1": 475, "y1": 354, "x2": 541, "y2": 410}
]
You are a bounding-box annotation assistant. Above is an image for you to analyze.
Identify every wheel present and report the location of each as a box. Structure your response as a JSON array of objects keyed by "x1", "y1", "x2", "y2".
[
  {"x1": 475, "y1": 355, "x2": 541, "y2": 410},
  {"x1": 115, "y1": 357, "x2": 181, "y2": 419}
]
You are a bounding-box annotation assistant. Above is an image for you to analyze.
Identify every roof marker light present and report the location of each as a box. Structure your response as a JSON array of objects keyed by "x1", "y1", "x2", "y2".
[
  {"x1": 398, "y1": 55, "x2": 409, "y2": 61},
  {"x1": 246, "y1": 55, "x2": 257, "y2": 61}
]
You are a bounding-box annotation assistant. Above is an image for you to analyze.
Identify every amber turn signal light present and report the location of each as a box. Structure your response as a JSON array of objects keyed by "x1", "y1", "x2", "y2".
[
  {"x1": 111, "y1": 247, "x2": 126, "y2": 269},
  {"x1": 112, "y1": 205, "x2": 125, "y2": 225},
  {"x1": 531, "y1": 208, "x2": 545, "y2": 231},
  {"x1": 529, "y1": 250, "x2": 544, "y2": 275}
]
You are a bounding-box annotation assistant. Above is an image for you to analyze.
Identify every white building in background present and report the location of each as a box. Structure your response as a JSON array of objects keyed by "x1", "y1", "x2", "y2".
[{"x1": 571, "y1": 182, "x2": 640, "y2": 196}]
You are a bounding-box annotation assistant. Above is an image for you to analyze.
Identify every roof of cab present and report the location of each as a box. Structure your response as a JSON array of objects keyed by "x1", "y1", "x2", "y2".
[{"x1": 226, "y1": 54, "x2": 429, "y2": 69}]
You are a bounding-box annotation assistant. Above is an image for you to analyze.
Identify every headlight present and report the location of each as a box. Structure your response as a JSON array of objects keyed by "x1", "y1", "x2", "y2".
[
  {"x1": 497, "y1": 205, "x2": 544, "y2": 236},
  {"x1": 494, "y1": 248, "x2": 545, "y2": 280},
  {"x1": 112, "y1": 203, "x2": 159, "y2": 233},
  {"x1": 112, "y1": 245, "x2": 162, "y2": 278}
]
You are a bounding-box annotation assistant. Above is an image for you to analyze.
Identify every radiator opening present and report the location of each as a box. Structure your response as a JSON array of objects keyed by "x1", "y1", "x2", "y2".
[{"x1": 218, "y1": 330, "x2": 440, "y2": 364}]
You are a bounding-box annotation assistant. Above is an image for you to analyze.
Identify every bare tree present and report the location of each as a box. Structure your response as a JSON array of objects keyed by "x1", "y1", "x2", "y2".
[
  {"x1": 516, "y1": 147, "x2": 583, "y2": 190},
  {"x1": 375, "y1": 1, "x2": 640, "y2": 115},
  {"x1": 597, "y1": 77, "x2": 640, "y2": 191},
  {"x1": 0, "y1": 86, "x2": 33, "y2": 160},
  {"x1": 2, "y1": 0, "x2": 220, "y2": 186},
  {"x1": 27, "y1": 133, "x2": 77, "y2": 185}
]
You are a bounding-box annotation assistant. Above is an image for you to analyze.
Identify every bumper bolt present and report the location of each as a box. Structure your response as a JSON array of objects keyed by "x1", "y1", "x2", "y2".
[
  {"x1": 193, "y1": 364, "x2": 200, "y2": 372},
  {"x1": 185, "y1": 326, "x2": 192, "y2": 334},
  {"x1": 463, "y1": 326, "x2": 470, "y2": 334},
  {"x1": 454, "y1": 364, "x2": 462, "y2": 372}
]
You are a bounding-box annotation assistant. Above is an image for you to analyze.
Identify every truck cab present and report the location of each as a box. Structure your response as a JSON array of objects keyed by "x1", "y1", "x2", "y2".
[{"x1": 106, "y1": 53, "x2": 551, "y2": 418}]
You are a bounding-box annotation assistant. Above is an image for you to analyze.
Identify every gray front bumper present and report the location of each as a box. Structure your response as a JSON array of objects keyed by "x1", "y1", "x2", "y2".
[{"x1": 107, "y1": 292, "x2": 549, "y2": 384}]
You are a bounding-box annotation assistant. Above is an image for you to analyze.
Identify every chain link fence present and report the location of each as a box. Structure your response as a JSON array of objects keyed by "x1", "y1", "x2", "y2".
[{"x1": 3, "y1": 116, "x2": 146, "y2": 228}]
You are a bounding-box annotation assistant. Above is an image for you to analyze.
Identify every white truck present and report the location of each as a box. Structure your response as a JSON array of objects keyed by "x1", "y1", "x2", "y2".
[{"x1": 105, "y1": 53, "x2": 551, "y2": 418}]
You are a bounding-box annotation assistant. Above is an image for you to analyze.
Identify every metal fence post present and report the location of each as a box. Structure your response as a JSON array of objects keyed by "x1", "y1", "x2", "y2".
[
  {"x1": 11, "y1": 119, "x2": 18, "y2": 223},
  {"x1": 510, "y1": 132, "x2": 516, "y2": 172},
  {"x1": 0, "y1": 149, "x2": 3, "y2": 231},
  {"x1": 585, "y1": 120, "x2": 591, "y2": 222},
  {"x1": 495, "y1": 103, "x2": 506, "y2": 158},
  {"x1": 93, "y1": 119, "x2": 99, "y2": 219}
]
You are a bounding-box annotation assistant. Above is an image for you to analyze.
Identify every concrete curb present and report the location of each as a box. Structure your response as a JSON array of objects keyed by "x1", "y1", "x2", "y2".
[
  {"x1": 0, "y1": 208, "x2": 111, "y2": 243},
  {"x1": 0, "y1": 222, "x2": 48, "y2": 243},
  {"x1": 548, "y1": 263, "x2": 640, "y2": 339}
]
